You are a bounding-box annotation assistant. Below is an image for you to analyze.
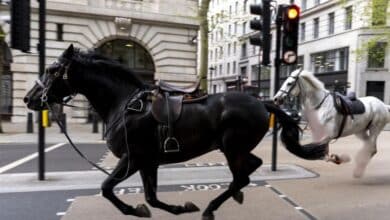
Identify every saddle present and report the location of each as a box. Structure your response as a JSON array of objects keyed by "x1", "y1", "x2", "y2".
[
  {"x1": 333, "y1": 92, "x2": 365, "y2": 139},
  {"x1": 151, "y1": 80, "x2": 207, "y2": 153},
  {"x1": 333, "y1": 92, "x2": 365, "y2": 116}
]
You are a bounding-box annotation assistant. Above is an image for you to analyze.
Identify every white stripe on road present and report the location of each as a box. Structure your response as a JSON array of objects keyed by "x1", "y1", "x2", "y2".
[{"x1": 0, "y1": 143, "x2": 66, "y2": 174}]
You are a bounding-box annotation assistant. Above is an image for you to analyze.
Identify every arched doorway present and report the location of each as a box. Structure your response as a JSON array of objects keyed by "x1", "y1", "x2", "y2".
[{"x1": 97, "y1": 39, "x2": 155, "y2": 83}]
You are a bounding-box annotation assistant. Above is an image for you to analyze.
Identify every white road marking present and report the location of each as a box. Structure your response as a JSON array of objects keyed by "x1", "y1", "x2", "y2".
[
  {"x1": 295, "y1": 207, "x2": 304, "y2": 210},
  {"x1": 56, "y1": 212, "x2": 66, "y2": 216},
  {"x1": 0, "y1": 143, "x2": 66, "y2": 174},
  {"x1": 66, "y1": 198, "x2": 75, "y2": 202}
]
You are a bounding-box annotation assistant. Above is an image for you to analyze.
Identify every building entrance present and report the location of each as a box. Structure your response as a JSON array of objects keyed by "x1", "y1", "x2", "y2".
[{"x1": 97, "y1": 39, "x2": 155, "y2": 83}]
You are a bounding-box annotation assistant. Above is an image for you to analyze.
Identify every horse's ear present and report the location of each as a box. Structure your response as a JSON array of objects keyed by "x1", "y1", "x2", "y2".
[{"x1": 62, "y1": 44, "x2": 74, "y2": 59}]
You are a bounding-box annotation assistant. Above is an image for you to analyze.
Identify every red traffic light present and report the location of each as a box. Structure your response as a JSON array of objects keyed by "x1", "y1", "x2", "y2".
[{"x1": 287, "y1": 5, "x2": 300, "y2": 20}]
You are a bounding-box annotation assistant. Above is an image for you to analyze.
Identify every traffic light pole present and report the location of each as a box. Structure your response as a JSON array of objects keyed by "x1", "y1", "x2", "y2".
[
  {"x1": 38, "y1": 0, "x2": 46, "y2": 181},
  {"x1": 271, "y1": 5, "x2": 285, "y2": 172}
]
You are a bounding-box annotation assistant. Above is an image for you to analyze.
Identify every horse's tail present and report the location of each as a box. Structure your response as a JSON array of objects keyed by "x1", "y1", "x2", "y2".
[{"x1": 264, "y1": 102, "x2": 328, "y2": 160}]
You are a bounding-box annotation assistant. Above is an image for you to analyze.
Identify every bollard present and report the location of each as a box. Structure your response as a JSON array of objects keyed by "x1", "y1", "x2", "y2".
[
  {"x1": 92, "y1": 113, "x2": 99, "y2": 133},
  {"x1": 27, "y1": 112, "x2": 34, "y2": 133},
  {"x1": 60, "y1": 113, "x2": 67, "y2": 133}
]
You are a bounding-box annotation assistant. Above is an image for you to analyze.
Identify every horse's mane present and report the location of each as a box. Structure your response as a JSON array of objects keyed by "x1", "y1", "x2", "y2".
[
  {"x1": 72, "y1": 48, "x2": 147, "y2": 88},
  {"x1": 299, "y1": 70, "x2": 326, "y2": 91}
]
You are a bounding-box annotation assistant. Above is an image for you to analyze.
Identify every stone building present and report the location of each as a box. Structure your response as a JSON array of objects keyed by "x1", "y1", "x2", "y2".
[
  {"x1": 208, "y1": 0, "x2": 390, "y2": 102},
  {"x1": 0, "y1": 0, "x2": 199, "y2": 122}
]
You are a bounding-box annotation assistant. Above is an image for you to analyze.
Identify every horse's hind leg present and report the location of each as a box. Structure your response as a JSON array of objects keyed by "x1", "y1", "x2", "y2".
[
  {"x1": 140, "y1": 166, "x2": 200, "y2": 215},
  {"x1": 101, "y1": 155, "x2": 150, "y2": 217},
  {"x1": 202, "y1": 153, "x2": 262, "y2": 220},
  {"x1": 353, "y1": 126, "x2": 382, "y2": 178}
]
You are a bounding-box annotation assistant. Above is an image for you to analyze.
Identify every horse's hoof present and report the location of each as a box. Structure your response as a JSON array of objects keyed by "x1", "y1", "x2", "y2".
[
  {"x1": 135, "y1": 204, "x2": 151, "y2": 218},
  {"x1": 202, "y1": 213, "x2": 215, "y2": 220},
  {"x1": 184, "y1": 202, "x2": 200, "y2": 212},
  {"x1": 233, "y1": 191, "x2": 244, "y2": 204}
]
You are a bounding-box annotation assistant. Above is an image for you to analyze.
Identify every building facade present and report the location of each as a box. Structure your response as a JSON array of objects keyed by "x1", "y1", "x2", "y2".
[
  {"x1": 208, "y1": 0, "x2": 390, "y2": 103},
  {"x1": 0, "y1": 0, "x2": 199, "y2": 122}
]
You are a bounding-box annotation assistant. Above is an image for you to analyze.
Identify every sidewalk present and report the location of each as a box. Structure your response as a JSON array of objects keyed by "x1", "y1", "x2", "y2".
[{"x1": 0, "y1": 122, "x2": 104, "y2": 143}]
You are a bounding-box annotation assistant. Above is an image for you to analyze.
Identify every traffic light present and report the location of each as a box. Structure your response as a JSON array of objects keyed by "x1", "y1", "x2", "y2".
[
  {"x1": 11, "y1": 0, "x2": 31, "y2": 52},
  {"x1": 281, "y1": 4, "x2": 300, "y2": 65},
  {"x1": 249, "y1": 0, "x2": 271, "y2": 65}
]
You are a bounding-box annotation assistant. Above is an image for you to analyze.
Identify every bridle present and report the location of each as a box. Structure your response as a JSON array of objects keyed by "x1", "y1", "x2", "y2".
[
  {"x1": 278, "y1": 68, "x2": 330, "y2": 110},
  {"x1": 35, "y1": 59, "x2": 144, "y2": 180},
  {"x1": 35, "y1": 61, "x2": 75, "y2": 107},
  {"x1": 278, "y1": 68, "x2": 304, "y2": 98},
  {"x1": 35, "y1": 60, "x2": 115, "y2": 177}
]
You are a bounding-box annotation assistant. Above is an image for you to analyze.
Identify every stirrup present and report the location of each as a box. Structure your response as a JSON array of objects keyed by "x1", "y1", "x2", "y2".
[{"x1": 163, "y1": 137, "x2": 180, "y2": 153}]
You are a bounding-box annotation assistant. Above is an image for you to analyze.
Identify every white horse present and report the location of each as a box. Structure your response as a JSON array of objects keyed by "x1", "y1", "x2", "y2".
[{"x1": 274, "y1": 69, "x2": 390, "y2": 178}]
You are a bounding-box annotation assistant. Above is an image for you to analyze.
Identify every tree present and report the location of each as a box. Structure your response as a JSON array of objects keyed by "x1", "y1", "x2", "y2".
[{"x1": 198, "y1": 0, "x2": 211, "y2": 91}]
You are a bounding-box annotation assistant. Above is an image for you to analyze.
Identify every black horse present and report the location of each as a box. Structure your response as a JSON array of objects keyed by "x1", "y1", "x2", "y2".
[{"x1": 24, "y1": 45, "x2": 327, "y2": 219}]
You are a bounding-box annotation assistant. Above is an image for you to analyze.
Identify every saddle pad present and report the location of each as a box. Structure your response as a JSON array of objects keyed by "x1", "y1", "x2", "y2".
[{"x1": 334, "y1": 93, "x2": 365, "y2": 115}]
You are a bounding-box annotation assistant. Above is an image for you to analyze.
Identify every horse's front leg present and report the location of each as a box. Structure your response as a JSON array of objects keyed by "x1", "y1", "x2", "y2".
[
  {"x1": 101, "y1": 154, "x2": 151, "y2": 217},
  {"x1": 140, "y1": 166, "x2": 200, "y2": 215}
]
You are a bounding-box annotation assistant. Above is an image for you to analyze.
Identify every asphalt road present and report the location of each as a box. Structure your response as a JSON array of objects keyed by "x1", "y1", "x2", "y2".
[{"x1": 0, "y1": 143, "x2": 108, "y2": 220}]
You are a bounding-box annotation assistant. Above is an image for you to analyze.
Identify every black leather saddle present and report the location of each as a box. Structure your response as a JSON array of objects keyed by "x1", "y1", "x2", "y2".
[
  {"x1": 151, "y1": 80, "x2": 206, "y2": 153},
  {"x1": 334, "y1": 92, "x2": 365, "y2": 116}
]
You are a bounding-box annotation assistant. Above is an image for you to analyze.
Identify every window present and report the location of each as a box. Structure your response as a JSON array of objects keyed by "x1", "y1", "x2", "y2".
[
  {"x1": 234, "y1": 22, "x2": 238, "y2": 34},
  {"x1": 368, "y1": 42, "x2": 387, "y2": 68},
  {"x1": 228, "y1": 43, "x2": 231, "y2": 56},
  {"x1": 240, "y1": 66, "x2": 248, "y2": 78},
  {"x1": 235, "y1": 1, "x2": 238, "y2": 14},
  {"x1": 328, "y1": 12, "x2": 335, "y2": 35},
  {"x1": 227, "y1": 62, "x2": 231, "y2": 74},
  {"x1": 313, "y1": 18, "x2": 319, "y2": 39},
  {"x1": 311, "y1": 47, "x2": 349, "y2": 74},
  {"x1": 219, "y1": 46, "x2": 223, "y2": 59},
  {"x1": 314, "y1": 0, "x2": 320, "y2": 5},
  {"x1": 300, "y1": 22, "x2": 306, "y2": 41},
  {"x1": 366, "y1": 81, "x2": 385, "y2": 101},
  {"x1": 219, "y1": 64, "x2": 223, "y2": 75},
  {"x1": 251, "y1": 64, "x2": 259, "y2": 81},
  {"x1": 233, "y1": 42, "x2": 237, "y2": 55},
  {"x1": 242, "y1": 22, "x2": 247, "y2": 34},
  {"x1": 241, "y1": 43, "x2": 247, "y2": 57},
  {"x1": 243, "y1": 0, "x2": 248, "y2": 13},
  {"x1": 56, "y1": 23, "x2": 64, "y2": 41},
  {"x1": 345, "y1": 6, "x2": 352, "y2": 30},
  {"x1": 228, "y1": 24, "x2": 232, "y2": 36},
  {"x1": 233, "y1": 61, "x2": 237, "y2": 74},
  {"x1": 372, "y1": 0, "x2": 388, "y2": 26},
  {"x1": 297, "y1": 56, "x2": 304, "y2": 68},
  {"x1": 302, "y1": 0, "x2": 307, "y2": 10}
]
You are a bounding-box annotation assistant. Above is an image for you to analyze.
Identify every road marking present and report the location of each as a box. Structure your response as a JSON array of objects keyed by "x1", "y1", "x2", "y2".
[
  {"x1": 67, "y1": 198, "x2": 75, "y2": 202},
  {"x1": 265, "y1": 183, "x2": 317, "y2": 220},
  {"x1": 56, "y1": 212, "x2": 66, "y2": 216},
  {"x1": 0, "y1": 143, "x2": 66, "y2": 174}
]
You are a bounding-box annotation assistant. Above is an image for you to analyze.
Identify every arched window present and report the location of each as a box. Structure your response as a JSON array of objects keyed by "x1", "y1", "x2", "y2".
[{"x1": 98, "y1": 39, "x2": 155, "y2": 83}]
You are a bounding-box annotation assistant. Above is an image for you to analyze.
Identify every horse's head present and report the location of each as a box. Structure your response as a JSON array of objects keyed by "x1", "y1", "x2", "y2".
[
  {"x1": 24, "y1": 44, "x2": 76, "y2": 111},
  {"x1": 273, "y1": 68, "x2": 303, "y2": 105}
]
